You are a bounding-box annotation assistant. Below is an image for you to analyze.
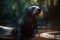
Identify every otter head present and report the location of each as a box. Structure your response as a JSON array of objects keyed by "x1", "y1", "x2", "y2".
[{"x1": 26, "y1": 6, "x2": 41, "y2": 18}]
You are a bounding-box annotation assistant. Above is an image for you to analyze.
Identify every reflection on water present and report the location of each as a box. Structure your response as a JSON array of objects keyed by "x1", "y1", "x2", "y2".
[
  {"x1": 0, "y1": 26, "x2": 60, "y2": 40},
  {"x1": 40, "y1": 31, "x2": 60, "y2": 40},
  {"x1": 0, "y1": 26, "x2": 15, "y2": 40}
]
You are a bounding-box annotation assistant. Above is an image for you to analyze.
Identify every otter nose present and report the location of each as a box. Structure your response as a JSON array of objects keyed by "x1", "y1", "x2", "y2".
[{"x1": 37, "y1": 9, "x2": 41, "y2": 13}]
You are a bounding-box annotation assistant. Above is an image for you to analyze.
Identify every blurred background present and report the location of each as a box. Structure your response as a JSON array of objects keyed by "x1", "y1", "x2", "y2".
[{"x1": 0, "y1": 0, "x2": 60, "y2": 40}]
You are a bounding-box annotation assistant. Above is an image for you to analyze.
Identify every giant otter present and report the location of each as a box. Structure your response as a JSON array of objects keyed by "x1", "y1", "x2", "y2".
[{"x1": 17, "y1": 6, "x2": 41, "y2": 40}]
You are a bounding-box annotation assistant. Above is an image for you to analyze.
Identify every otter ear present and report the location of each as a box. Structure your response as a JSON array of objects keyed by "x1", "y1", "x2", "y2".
[
  {"x1": 26, "y1": 8, "x2": 32, "y2": 17},
  {"x1": 26, "y1": 8, "x2": 30, "y2": 13},
  {"x1": 26, "y1": 8, "x2": 30, "y2": 14}
]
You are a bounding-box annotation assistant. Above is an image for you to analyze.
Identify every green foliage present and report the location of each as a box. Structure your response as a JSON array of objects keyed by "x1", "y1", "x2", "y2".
[{"x1": 0, "y1": 0, "x2": 43, "y2": 26}]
